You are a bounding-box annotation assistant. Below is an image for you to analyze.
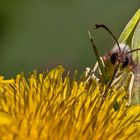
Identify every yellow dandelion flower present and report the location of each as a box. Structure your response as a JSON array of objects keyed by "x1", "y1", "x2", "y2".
[{"x1": 0, "y1": 65, "x2": 139, "y2": 140}]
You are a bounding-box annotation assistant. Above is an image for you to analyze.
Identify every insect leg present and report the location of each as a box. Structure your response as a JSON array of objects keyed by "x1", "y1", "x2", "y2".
[
  {"x1": 85, "y1": 61, "x2": 98, "y2": 77},
  {"x1": 110, "y1": 74, "x2": 122, "y2": 87},
  {"x1": 84, "y1": 61, "x2": 99, "y2": 83},
  {"x1": 127, "y1": 71, "x2": 134, "y2": 106}
]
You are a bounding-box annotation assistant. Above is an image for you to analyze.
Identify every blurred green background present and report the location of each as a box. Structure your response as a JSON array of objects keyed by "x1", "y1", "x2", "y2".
[{"x1": 0, "y1": 1, "x2": 139, "y2": 78}]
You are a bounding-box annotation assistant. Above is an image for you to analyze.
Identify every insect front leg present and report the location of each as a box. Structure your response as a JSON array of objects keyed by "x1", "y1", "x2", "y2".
[
  {"x1": 84, "y1": 61, "x2": 99, "y2": 83},
  {"x1": 84, "y1": 57, "x2": 106, "y2": 84}
]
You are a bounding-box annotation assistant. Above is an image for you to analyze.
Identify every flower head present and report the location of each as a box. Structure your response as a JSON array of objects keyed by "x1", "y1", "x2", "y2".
[{"x1": 0, "y1": 65, "x2": 139, "y2": 140}]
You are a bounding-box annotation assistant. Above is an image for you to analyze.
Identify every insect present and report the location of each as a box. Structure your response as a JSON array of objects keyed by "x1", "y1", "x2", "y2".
[{"x1": 85, "y1": 9, "x2": 140, "y2": 105}]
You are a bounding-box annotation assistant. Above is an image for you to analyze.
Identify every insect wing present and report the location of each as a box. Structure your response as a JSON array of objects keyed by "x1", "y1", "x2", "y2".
[
  {"x1": 114, "y1": 9, "x2": 140, "y2": 105},
  {"x1": 132, "y1": 21, "x2": 140, "y2": 63},
  {"x1": 131, "y1": 16, "x2": 140, "y2": 104},
  {"x1": 118, "y1": 9, "x2": 140, "y2": 46},
  {"x1": 118, "y1": 9, "x2": 140, "y2": 104}
]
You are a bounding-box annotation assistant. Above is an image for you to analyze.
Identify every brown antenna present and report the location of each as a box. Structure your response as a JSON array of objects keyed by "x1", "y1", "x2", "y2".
[
  {"x1": 126, "y1": 48, "x2": 140, "y2": 54},
  {"x1": 93, "y1": 23, "x2": 121, "y2": 52}
]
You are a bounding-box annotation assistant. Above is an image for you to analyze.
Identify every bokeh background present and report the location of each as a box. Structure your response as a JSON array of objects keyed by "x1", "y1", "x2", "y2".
[{"x1": 0, "y1": 1, "x2": 139, "y2": 78}]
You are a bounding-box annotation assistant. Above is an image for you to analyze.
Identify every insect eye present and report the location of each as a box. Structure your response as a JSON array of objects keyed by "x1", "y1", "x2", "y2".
[
  {"x1": 122, "y1": 56, "x2": 129, "y2": 67},
  {"x1": 110, "y1": 53, "x2": 118, "y2": 65}
]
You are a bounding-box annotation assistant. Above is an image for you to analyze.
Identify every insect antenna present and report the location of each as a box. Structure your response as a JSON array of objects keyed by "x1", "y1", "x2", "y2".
[
  {"x1": 126, "y1": 48, "x2": 140, "y2": 54},
  {"x1": 92, "y1": 24, "x2": 123, "y2": 101},
  {"x1": 94, "y1": 23, "x2": 121, "y2": 52},
  {"x1": 93, "y1": 23, "x2": 123, "y2": 86}
]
